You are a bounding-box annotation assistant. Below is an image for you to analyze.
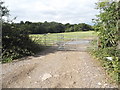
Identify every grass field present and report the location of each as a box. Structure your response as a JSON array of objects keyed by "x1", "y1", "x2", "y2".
[{"x1": 29, "y1": 31, "x2": 97, "y2": 45}]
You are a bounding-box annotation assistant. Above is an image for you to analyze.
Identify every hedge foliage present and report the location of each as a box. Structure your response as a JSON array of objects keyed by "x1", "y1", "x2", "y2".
[
  {"x1": 2, "y1": 23, "x2": 44, "y2": 63},
  {"x1": 1, "y1": 1, "x2": 43, "y2": 63},
  {"x1": 93, "y1": 0, "x2": 120, "y2": 83}
]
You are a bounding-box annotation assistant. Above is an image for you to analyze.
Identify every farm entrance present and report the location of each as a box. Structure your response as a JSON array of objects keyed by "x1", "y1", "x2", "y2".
[
  {"x1": 30, "y1": 33, "x2": 96, "y2": 51},
  {"x1": 56, "y1": 34, "x2": 94, "y2": 51}
]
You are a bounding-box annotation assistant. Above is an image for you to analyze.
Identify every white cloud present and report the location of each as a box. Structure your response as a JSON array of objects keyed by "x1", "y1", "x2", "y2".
[{"x1": 3, "y1": 0, "x2": 99, "y2": 24}]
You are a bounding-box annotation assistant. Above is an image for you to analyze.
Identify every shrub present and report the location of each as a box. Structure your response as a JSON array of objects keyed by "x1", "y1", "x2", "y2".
[
  {"x1": 2, "y1": 23, "x2": 43, "y2": 63},
  {"x1": 92, "y1": 0, "x2": 120, "y2": 83}
]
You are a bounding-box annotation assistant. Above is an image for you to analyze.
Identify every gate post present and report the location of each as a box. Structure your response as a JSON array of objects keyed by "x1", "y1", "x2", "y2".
[
  {"x1": 44, "y1": 34, "x2": 47, "y2": 46},
  {"x1": 76, "y1": 35, "x2": 77, "y2": 50}
]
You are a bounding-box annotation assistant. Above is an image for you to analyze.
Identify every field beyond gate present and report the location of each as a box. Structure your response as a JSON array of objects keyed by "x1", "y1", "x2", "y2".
[{"x1": 29, "y1": 31, "x2": 97, "y2": 51}]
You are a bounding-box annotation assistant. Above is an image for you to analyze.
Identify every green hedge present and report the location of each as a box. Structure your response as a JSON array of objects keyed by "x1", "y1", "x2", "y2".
[
  {"x1": 2, "y1": 23, "x2": 43, "y2": 63},
  {"x1": 93, "y1": 0, "x2": 120, "y2": 83}
]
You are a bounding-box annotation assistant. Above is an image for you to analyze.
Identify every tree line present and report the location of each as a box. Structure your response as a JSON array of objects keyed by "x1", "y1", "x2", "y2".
[{"x1": 14, "y1": 21, "x2": 94, "y2": 34}]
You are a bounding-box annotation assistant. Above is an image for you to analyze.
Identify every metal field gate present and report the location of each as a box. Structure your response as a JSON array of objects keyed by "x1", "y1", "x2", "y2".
[
  {"x1": 30, "y1": 34, "x2": 97, "y2": 52},
  {"x1": 56, "y1": 34, "x2": 97, "y2": 51}
]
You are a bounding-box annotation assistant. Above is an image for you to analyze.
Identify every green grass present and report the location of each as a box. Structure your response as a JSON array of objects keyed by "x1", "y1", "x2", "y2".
[{"x1": 29, "y1": 31, "x2": 97, "y2": 46}]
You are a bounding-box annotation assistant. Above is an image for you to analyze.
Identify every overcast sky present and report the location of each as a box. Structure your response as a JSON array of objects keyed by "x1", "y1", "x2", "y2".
[{"x1": 3, "y1": 0, "x2": 99, "y2": 25}]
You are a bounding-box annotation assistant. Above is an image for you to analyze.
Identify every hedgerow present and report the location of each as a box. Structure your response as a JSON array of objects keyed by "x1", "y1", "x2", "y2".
[
  {"x1": 2, "y1": 23, "x2": 44, "y2": 63},
  {"x1": 92, "y1": 0, "x2": 120, "y2": 83},
  {"x1": 1, "y1": 1, "x2": 43, "y2": 63}
]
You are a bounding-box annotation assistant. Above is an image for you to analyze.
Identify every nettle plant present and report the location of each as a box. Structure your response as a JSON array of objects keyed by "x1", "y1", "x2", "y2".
[{"x1": 93, "y1": 0, "x2": 120, "y2": 82}]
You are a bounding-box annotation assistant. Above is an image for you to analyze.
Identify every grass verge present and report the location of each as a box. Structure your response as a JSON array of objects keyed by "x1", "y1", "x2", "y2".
[{"x1": 89, "y1": 40, "x2": 120, "y2": 84}]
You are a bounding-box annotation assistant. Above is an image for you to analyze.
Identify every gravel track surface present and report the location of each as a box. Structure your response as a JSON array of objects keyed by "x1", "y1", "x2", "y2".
[{"x1": 2, "y1": 43, "x2": 118, "y2": 88}]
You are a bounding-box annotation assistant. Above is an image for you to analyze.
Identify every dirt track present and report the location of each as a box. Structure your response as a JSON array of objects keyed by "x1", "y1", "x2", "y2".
[{"x1": 2, "y1": 45, "x2": 118, "y2": 88}]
